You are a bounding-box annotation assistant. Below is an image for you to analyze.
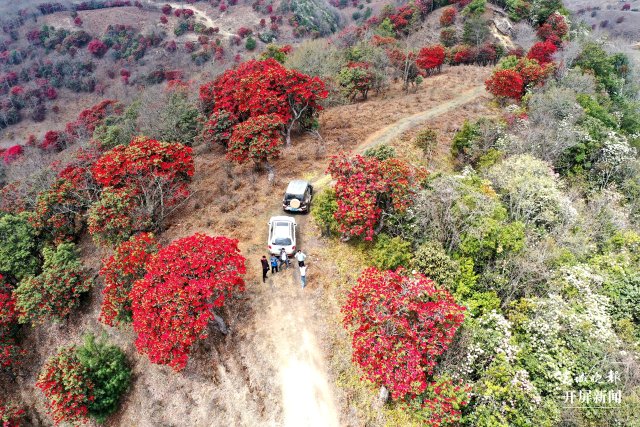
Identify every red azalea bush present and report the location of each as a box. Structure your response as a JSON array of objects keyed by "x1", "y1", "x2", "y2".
[
  {"x1": 0, "y1": 274, "x2": 23, "y2": 371},
  {"x1": 2, "y1": 145, "x2": 23, "y2": 164},
  {"x1": 32, "y1": 179, "x2": 87, "y2": 243},
  {"x1": 440, "y1": 7, "x2": 457, "y2": 27},
  {"x1": 416, "y1": 45, "x2": 445, "y2": 74},
  {"x1": 36, "y1": 348, "x2": 94, "y2": 426},
  {"x1": 537, "y1": 12, "x2": 568, "y2": 44},
  {"x1": 485, "y1": 68, "x2": 524, "y2": 100},
  {"x1": 99, "y1": 233, "x2": 158, "y2": 327},
  {"x1": 327, "y1": 154, "x2": 424, "y2": 240},
  {"x1": 401, "y1": 375, "x2": 471, "y2": 427},
  {"x1": 91, "y1": 136, "x2": 194, "y2": 227},
  {"x1": 87, "y1": 39, "x2": 108, "y2": 57},
  {"x1": 343, "y1": 268, "x2": 466, "y2": 399},
  {"x1": 0, "y1": 399, "x2": 26, "y2": 426},
  {"x1": 227, "y1": 114, "x2": 285, "y2": 164},
  {"x1": 130, "y1": 234, "x2": 246, "y2": 370},
  {"x1": 14, "y1": 243, "x2": 92, "y2": 324},
  {"x1": 88, "y1": 187, "x2": 151, "y2": 247},
  {"x1": 527, "y1": 40, "x2": 557, "y2": 64},
  {"x1": 199, "y1": 59, "x2": 327, "y2": 147}
]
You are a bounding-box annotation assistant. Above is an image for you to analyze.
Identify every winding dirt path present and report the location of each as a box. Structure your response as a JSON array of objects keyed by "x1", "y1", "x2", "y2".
[
  {"x1": 311, "y1": 84, "x2": 488, "y2": 189},
  {"x1": 259, "y1": 82, "x2": 488, "y2": 426}
]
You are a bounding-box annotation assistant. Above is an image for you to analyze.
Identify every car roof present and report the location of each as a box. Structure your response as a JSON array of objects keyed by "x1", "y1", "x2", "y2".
[
  {"x1": 269, "y1": 215, "x2": 296, "y2": 224},
  {"x1": 285, "y1": 180, "x2": 309, "y2": 195}
]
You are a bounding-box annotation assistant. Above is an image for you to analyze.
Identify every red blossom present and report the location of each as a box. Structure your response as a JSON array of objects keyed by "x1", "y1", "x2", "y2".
[
  {"x1": 343, "y1": 268, "x2": 466, "y2": 399},
  {"x1": 130, "y1": 234, "x2": 246, "y2": 370}
]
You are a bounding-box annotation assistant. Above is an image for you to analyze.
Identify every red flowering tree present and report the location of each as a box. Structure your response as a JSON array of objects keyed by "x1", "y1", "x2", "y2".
[
  {"x1": 227, "y1": 114, "x2": 285, "y2": 165},
  {"x1": 527, "y1": 40, "x2": 557, "y2": 64},
  {"x1": 485, "y1": 69, "x2": 524, "y2": 100},
  {"x1": 439, "y1": 7, "x2": 456, "y2": 27},
  {"x1": 0, "y1": 274, "x2": 23, "y2": 371},
  {"x1": 342, "y1": 268, "x2": 466, "y2": 399},
  {"x1": 513, "y1": 57, "x2": 552, "y2": 88},
  {"x1": 91, "y1": 136, "x2": 194, "y2": 229},
  {"x1": 14, "y1": 243, "x2": 92, "y2": 325},
  {"x1": 199, "y1": 58, "x2": 327, "y2": 146},
  {"x1": 130, "y1": 234, "x2": 246, "y2": 370},
  {"x1": 416, "y1": 45, "x2": 445, "y2": 75},
  {"x1": 31, "y1": 149, "x2": 100, "y2": 243},
  {"x1": 537, "y1": 12, "x2": 568, "y2": 44},
  {"x1": 0, "y1": 400, "x2": 26, "y2": 426},
  {"x1": 327, "y1": 154, "x2": 423, "y2": 240},
  {"x1": 99, "y1": 233, "x2": 158, "y2": 327},
  {"x1": 36, "y1": 348, "x2": 94, "y2": 426},
  {"x1": 87, "y1": 39, "x2": 108, "y2": 58}
]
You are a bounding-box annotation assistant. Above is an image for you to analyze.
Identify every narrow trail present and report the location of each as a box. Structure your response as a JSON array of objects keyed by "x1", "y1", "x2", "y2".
[{"x1": 312, "y1": 84, "x2": 488, "y2": 188}]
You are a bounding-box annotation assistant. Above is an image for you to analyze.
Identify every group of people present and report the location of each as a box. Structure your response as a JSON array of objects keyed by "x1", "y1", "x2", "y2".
[{"x1": 261, "y1": 249, "x2": 308, "y2": 288}]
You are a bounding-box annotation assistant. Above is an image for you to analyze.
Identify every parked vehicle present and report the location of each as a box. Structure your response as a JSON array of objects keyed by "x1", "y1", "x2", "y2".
[
  {"x1": 268, "y1": 216, "x2": 297, "y2": 255},
  {"x1": 282, "y1": 180, "x2": 313, "y2": 213}
]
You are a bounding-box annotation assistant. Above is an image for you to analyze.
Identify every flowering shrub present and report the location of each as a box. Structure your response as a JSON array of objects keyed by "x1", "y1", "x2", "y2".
[
  {"x1": 14, "y1": 243, "x2": 92, "y2": 324},
  {"x1": 485, "y1": 69, "x2": 524, "y2": 100},
  {"x1": 130, "y1": 234, "x2": 246, "y2": 370},
  {"x1": 2, "y1": 145, "x2": 23, "y2": 164},
  {"x1": 440, "y1": 7, "x2": 457, "y2": 27},
  {"x1": 536, "y1": 12, "x2": 567, "y2": 44},
  {"x1": 227, "y1": 114, "x2": 285, "y2": 164},
  {"x1": 91, "y1": 136, "x2": 194, "y2": 228},
  {"x1": 36, "y1": 348, "x2": 94, "y2": 426},
  {"x1": 327, "y1": 154, "x2": 424, "y2": 240},
  {"x1": 88, "y1": 187, "x2": 151, "y2": 247},
  {"x1": 527, "y1": 40, "x2": 557, "y2": 64},
  {"x1": 199, "y1": 59, "x2": 327, "y2": 146},
  {"x1": 87, "y1": 39, "x2": 108, "y2": 57},
  {"x1": 99, "y1": 233, "x2": 158, "y2": 327},
  {"x1": 416, "y1": 45, "x2": 445, "y2": 75},
  {"x1": 0, "y1": 274, "x2": 23, "y2": 371},
  {"x1": 343, "y1": 268, "x2": 466, "y2": 399},
  {"x1": 402, "y1": 375, "x2": 470, "y2": 427},
  {"x1": 0, "y1": 399, "x2": 26, "y2": 426},
  {"x1": 32, "y1": 179, "x2": 86, "y2": 244}
]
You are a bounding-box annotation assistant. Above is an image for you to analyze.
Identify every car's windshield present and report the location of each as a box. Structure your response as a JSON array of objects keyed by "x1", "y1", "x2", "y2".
[
  {"x1": 284, "y1": 193, "x2": 301, "y2": 201},
  {"x1": 274, "y1": 237, "x2": 292, "y2": 245}
]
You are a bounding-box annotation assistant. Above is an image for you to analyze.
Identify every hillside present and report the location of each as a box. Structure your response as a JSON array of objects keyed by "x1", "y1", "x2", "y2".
[{"x1": 2, "y1": 0, "x2": 640, "y2": 426}]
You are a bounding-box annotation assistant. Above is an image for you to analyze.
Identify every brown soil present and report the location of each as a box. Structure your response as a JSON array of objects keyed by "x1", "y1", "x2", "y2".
[{"x1": 2, "y1": 64, "x2": 495, "y2": 426}]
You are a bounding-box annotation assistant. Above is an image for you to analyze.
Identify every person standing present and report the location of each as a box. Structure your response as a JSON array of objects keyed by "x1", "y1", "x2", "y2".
[
  {"x1": 260, "y1": 255, "x2": 269, "y2": 283},
  {"x1": 295, "y1": 250, "x2": 307, "y2": 267},
  {"x1": 270, "y1": 254, "x2": 279, "y2": 274},
  {"x1": 279, "y1": 248, "x2": 289, "y2": 269},
  {"x1": 300, "y1": 265, "x2": 307, "y2": 289}
]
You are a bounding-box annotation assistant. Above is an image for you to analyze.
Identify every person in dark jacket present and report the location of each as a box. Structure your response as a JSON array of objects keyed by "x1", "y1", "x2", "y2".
[{"x1": 261, "y1": 255, "x2": 269, "y2": 283}]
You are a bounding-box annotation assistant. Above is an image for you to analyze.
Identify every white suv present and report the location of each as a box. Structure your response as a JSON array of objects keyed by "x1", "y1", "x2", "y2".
[{"x1": 268, "y1": 216, "x2": 297, "y2": 256}]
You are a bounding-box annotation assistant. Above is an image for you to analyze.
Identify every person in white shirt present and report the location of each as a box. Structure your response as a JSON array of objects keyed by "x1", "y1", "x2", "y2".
[
  {"x1": 300, "y1": 265, "x2": 307, "y2": 289},
  {"x1": 295, "y1": 250, "x2": 307, "y2": 267}
]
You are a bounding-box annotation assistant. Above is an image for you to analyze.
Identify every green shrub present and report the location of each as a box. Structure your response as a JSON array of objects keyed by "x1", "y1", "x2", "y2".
[
  {"x1": 363, "y1": 144, "x2": 395, "y2": 161},
  {"x1": 76, "y1": 334, "x2": 131, "y2": 423},
  {"x1": 14, "y1": 243, "x2": 92, "y2": 324},
  {"x1": 370, "y1": 234, "x2": 412, "y2": 270},
  {"x1": 413, "y1": 128, "x2": 438, "y2": 157},
  {"x1": 463, "y1": 0, "x2": 486, "y2": 16},
  {"x1": 451, "y1": 120, "x2": 481, "y2": 160},
  {"x1": 311, "y1": 188, "x2": 339, "y2": 236},
  {"x1": 0, "y1": 212, "x2": 41, "y2": 283},
  {"x1": 412, "y1": 241, "x2": 459, "y2": 290},
  {"x1": 245, "y1": 36, "x2": 257, "y2": 51}
]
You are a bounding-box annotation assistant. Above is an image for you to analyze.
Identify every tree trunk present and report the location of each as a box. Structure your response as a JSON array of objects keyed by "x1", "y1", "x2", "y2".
[{"x1": 212, "y1": 313, "x2": 229, "y2": 335}]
